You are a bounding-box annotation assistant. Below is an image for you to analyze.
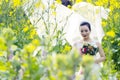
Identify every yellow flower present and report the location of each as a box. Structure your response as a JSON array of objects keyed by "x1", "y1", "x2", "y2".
[
  {"x1": 23, "y1": 26, "x2": 29, "y2": 32},
  {"x1": 0, "y1": 51, "x2": 4, "y2": 56},
  {"x1": 35, "y1": 0, "x2": 45, "y2": 10},
  {"x1": 95, "y1": 0, "x2": 108, "y2": 6},
  {"x1": 0, "y1": 37, "x2": 7, "y2": 50},
  {"x1": 9, "y1": 11, "x2": 13, "y2": 16},
  {"x1": 0, "y1": 66, "x2": 7, "y2": 72},
  {"x1": 30, "y1": 29, "x2": 37, "y2": 39},
  {"x1": 24, "y1": 43, "x2": 36, "y2": 53},
  {"x1": 50, "y1": 75, "x2": 56, "y2": 80},
  {"x1": 35, "y1": 1, "x2": 41, "y2": 8},
  {"x1": 0, "y1": 37, "x2": 6, "y2": 44},
  {"x1": 87, "y1": 0, "x2": 92, "y2": 3},
  {"x1": 0, "y1": 61, "x2": 8, "y2": 72},
  {"x1": 50, "y1": 4, "x2": 56, "y2": 9},
  {"x1": 110, "y1": 6, "x2": 114, "y2": 11},
  {"x1": 64, "y1": 45, "x2": 71, "y2": 51},
  {"x1": 76, "y1": 0, "x2": 82, "y2": 3},
  {"x1": 95, "y1": 1, "x2": 103, "y2": 6},
  {"x1": 102, "y1": 21, "x2": 107, "y2": 27},
  {"x1": 52, "y1": 12, "x2": 56, "y2": 16},
  {"x1": 6, "y1": 62, "x2": 11, "y2": 68},
  {"x1": 5, "y1": 0, "x2": 8, "y2": 2},
  {"x1": 67, "y1": 5, "x2": 72, "y2": 9},
  {"x1": 106, "y1": 30, "x2": 115, "y2": 37},
  {"x1": 56, "y1": 0, "x2": 61, "y2": 4},
  {"x1": 21, "y1": 63, "x2": 28, "y2": 68},
  {"x1": 32, "y1": 39, "x2": 40, "y2": 46},
  {"x1": 12, "y1": 0, "x2": 20, "y2": 7}
]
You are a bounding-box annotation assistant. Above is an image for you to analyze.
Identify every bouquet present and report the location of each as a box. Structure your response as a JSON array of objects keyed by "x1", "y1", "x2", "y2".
[{"x1": 80, "y1": 43, "x2": 98, "y2": 55}]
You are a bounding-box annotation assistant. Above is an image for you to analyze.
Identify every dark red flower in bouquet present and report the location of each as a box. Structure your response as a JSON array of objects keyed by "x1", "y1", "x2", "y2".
[{"x1": 81, "y1": 48, "x2": 87, "y2": 54}]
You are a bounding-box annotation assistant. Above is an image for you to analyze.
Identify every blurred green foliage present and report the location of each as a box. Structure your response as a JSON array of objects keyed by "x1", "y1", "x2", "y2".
[{"x1": 0, "y1": 0, "x2": 120, "y2": 80}]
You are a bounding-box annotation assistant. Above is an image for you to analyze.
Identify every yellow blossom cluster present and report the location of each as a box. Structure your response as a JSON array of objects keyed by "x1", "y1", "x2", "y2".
[
  {"x1": 106, "y1": 30, "x2": 115, "y2": 38},
  {"x1": 56, "y1": 0, "x2": 62, "y2": 4},
  {"x1": 12, "y1": 0, "x2": 21, "y2": 7},
  {"x1": 76, "y1": 0, "x2": 82, "y2": 3}
]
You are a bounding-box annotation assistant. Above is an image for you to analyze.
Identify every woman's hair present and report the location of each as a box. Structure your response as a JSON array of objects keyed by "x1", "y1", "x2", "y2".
[
  {"x1": 80, "y1": 22, "x2": 91, "y2": 31},
  {"x1": 62, "y1": 0, "x2": 72, "y2": 7}
]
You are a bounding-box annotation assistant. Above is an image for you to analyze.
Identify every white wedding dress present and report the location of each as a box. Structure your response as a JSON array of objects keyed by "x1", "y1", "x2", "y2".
[{"x1": 74, "y1": 40, "x2": 102, "y2": 80}]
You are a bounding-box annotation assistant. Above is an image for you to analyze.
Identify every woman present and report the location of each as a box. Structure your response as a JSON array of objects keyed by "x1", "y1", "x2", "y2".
[{"x1": 74, "y1": 22, "x2": 106, "y2": 80}]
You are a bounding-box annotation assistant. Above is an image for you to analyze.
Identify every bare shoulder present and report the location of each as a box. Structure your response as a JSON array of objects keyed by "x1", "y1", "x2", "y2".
[
  {"x1": 95, "y1": 41, "x2": 102, "y2": 48},
  {"x1": 96, "y1": 42, "x2": 100, "y2": 45}
]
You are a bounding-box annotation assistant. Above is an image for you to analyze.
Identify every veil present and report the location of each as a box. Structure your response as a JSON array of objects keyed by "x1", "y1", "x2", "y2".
[
  {"x1": 23, "y1": 0, "x2": 109, "y2": 46},
  {"x1": 66, "y1": 2, "x2": 109, "y2": 45}
]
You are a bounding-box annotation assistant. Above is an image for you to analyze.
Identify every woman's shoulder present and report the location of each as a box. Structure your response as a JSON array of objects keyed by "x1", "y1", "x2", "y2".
[{"x1": 91, "y1": 40, "x2": 101, "y2": 47}]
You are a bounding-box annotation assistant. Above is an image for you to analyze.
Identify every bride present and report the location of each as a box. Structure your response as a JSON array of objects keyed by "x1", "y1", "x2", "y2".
[
  {"x1": 23, "y1": 1, "x2": 108, "y2": 79},
  {"x1": 74, "y1": 21, "x2": 106, "y2": 80}
]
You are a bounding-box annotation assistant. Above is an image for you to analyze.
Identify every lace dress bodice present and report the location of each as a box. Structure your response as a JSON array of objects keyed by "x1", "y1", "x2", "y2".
[
  {"x1": 74, "y1": 40, "x2": 101, "y2": 61},
  {"x1": 75, "y1": 40, "x2": 98, "y2": 53}
]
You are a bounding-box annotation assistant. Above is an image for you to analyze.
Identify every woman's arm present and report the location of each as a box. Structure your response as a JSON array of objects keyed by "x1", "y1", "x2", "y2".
[{"x1": 95, "y1": 42, "x2": 106, "y2": 64}]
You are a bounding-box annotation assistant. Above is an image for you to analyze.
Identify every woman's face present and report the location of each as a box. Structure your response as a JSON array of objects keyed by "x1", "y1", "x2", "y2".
[{"x1": 80, "y1": 25, "x2": 91, "y2": 39}]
